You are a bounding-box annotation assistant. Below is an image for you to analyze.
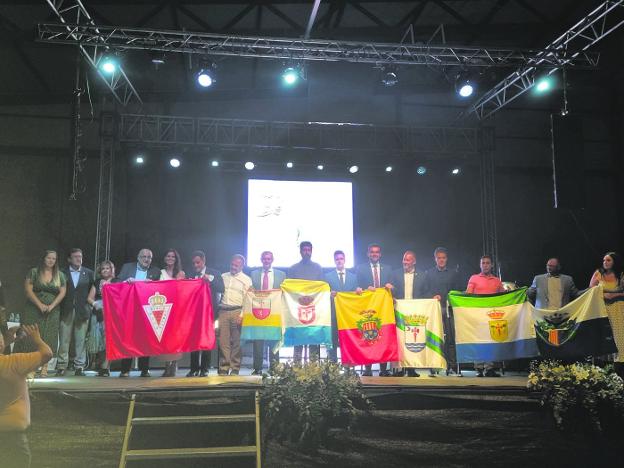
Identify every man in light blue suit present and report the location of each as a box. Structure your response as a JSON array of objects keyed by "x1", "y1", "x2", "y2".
[
  {"x1": 325, "y1": 250, "x2": 359, "y2": 362},
  {"x1": 528, "y1": 257, "x2": 580, "y2": 310},
  {"x1": 250, "y1": 251, "x2": 286, "y2": 374}
]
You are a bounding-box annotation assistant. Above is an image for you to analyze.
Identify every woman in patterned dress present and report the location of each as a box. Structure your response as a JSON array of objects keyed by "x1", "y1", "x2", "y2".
[
  {"x1": 86, "y1": 260, "x2": 115, "y2": 377},
  {"x1": 14, "y1": 250, "x2": 66, "y2": 377},
  {"x1": 589, "y1": 251, "x2": 624, "y2": 377}
]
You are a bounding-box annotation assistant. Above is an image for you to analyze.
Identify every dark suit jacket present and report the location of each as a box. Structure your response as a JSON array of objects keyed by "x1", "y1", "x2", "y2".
[
  {"x1": 250, "y1": 268, "x2": 286, "y2": 290},
  {"x1": 188, "y1": 268, "x2": 225, "y2": 311},
  {"x1": 325, "y1": 269, "x2": 358, "y2": 292},
  {"x1": 117, "y1": 262, "x2": 161, "y2": 282},
  {"x1": 393, "y1": 269, "x2": 425, "y2": 300},
  {"x1": 61, "y1": 267, "x2": 95, "y2": 319},
  {"x1": 528, "y1": 273, "x2": 580, "y2": 309},
  {"x1": 356, "y1": 263, "x2": 394, "y2": 289}
]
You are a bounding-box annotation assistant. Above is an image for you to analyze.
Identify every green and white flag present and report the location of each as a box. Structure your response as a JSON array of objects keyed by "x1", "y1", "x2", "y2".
[
  {"x1": 448, "y1": 288, "x2": 539, "y2": 363},
  {"x1": 394, "y1": 299, "x2": 446, "y2": 370}
]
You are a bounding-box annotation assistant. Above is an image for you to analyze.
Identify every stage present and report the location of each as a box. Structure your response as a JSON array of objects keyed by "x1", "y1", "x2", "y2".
[{"x1": 29, "y1": 369, "x2": 530, "y2": 395}]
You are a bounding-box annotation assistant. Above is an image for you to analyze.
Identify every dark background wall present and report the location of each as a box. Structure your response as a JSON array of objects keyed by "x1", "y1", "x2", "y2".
[{"x1": 1, "y1": 44, "x2": 623, "y2": 317}]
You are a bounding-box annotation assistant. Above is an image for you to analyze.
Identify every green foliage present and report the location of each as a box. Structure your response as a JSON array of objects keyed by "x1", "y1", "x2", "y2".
[
  {"x1": 527, "y1": 360, "x2": 624, "y2": 432},
  {"x1": 260, "y1": 361, "x2": 373, "y2": 450}
]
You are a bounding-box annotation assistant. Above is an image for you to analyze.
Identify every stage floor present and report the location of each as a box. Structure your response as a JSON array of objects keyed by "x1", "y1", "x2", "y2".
[{"x1": 30, "y1": 369, "x2": 529, "y2": 393}]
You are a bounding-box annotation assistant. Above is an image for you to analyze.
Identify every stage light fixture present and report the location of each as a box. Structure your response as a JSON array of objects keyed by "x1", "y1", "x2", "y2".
[
  {"x1": 385, "y1": 166, "x2": 393, "y2": 172},
  {"x1": 417, "y1": 165, "x2": 427, "y2": 175},
  {"x1": 458, "y1": 82, "x2": 474, "y2": 97},
  {"x1": 286, "y1": 161, "x2": 294, "y2": 168},
  {"x1": 317, "y1": 164, "x2": 324, "y2": 170},
  {"x1": 196, "y1": 69, "x2": 215, "y2": 88},
  {"x1": 211, "y1": 160, "x2": 219, "y2": 167},
  {"x1": 535, "y1": 76, "x2": 553, "y2": 93},
  {"x1": 169, "y1": 158, "x2": 181, "y2": 168},
  {"x1": 99, "y1": 53, "x2": 118, "y2": 74},
  {"x1": 135, "y1": 156, "x2": 144, "y2": 164},
  {"x1": 381, "y1": 69, "x2": 398, "y2": 87},
  {"x1": 455, "y1": 70, "x2": 476, "y2": 98},
  {"x1": 245, "y1": 161, "x2": 255, "y2": 170},
  {"x1": 282, "y1": 65, "x2": 304, "y2": 86},
  {"x1": 349, "y1": 165, "x2": 359, "y2": 174},
  {"x1": 451, "y1": 167, "x2": 460, "y2": 175}
]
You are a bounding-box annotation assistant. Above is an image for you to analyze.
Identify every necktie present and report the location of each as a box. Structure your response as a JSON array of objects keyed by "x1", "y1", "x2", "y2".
[
  {"x1": 373, "y1": 264, "x2": 380, "y2": 288},
  {"x1": 339, "y1": 271, "x2": 345, "y2": 287},
  {"x1": 262, "y1": 270, "x2": 269, "y2": 290}
]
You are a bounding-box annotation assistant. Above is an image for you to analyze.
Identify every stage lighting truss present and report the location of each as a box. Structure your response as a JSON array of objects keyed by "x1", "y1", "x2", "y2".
[{"x1": 42, "y1": 0, "x2": 142, "y2": 106}]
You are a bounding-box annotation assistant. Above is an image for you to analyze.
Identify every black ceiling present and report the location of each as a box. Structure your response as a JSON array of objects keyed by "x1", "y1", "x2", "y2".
[{"x1": 0, "y1": 1, "x2": 611, "y2": 106}]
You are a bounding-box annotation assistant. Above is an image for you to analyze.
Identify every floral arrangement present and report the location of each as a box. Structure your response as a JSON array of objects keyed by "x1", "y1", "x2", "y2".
[
  {"x1": 527, "y1": 360, "x2": 624, "y2": 431},
  {"x1": 261, "y1": 361, "x2": 372, "y2": 450}
]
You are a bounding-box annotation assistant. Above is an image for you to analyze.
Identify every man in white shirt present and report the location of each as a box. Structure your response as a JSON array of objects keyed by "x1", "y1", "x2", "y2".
[{"x1": 218, "y1": 254, "x2": 252, "y2": 376}]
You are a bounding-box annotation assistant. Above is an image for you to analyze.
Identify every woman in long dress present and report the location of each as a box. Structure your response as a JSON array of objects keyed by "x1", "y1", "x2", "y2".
[
  {"x1": 86, "y1": 260, "x2": 115, "y2": 377},
  {"x1": 589, "y1": 251, "x2": 624, "y2": 377},
  {"x1": 159, "y1": 249, "x2": 185, "y2": 377},
  {"x1": 14, "y1": 250, "x2": 66, "y2": 377}
]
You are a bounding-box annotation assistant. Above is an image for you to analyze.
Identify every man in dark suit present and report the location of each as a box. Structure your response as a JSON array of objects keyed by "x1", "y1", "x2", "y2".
[
  {"x1": 117, "y1": 248, "x2": 161, "y2": 377},
  {"x1": 325, "y1": 250, "x2": 358, "y2": 363},
  {"x1": 528, "y1": 257, "x2": 580, "y2": 309},
  {"x1": 186, "y1": 250, "x2": 224, "y2": 377},
  {"x1": 355, "y1": 243, "x2": 395, "y2": 376},
  {"x1": 393, "y1": 250, "x2": 426, "y2": 377},
  {"x1": 250, "y1": 251, "x2": 286, "y2": 374},
  {"x1": 57, "y1": 248, "x2": 95, "y2": 376}
]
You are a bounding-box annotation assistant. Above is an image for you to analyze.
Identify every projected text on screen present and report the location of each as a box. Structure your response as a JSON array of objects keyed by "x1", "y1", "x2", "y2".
[{"x1": 247, "y1": 179, "x2": 354, "y2": 268}]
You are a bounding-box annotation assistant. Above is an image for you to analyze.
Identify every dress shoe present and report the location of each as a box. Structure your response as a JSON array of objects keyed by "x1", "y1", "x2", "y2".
[
  {"x1": 407, "y1": 369, "x2": 420, "y2": 377},
  {"x1": 97, "y1": 369, "x2": 110, "y2": 377},
  {"x1": 485, "y1": 369, "x2": 501, "y2": 377},
  {"x1": 56, "y1": 369, "x2": 66, "y2": 377},
  {"x1": 229, "y1": 370, "x2": 239, "y2": 376},
  {"x1": 199, "y1": 371, "x2": 208, "y2": 377},
  {"x1": 361, "y1": 370, "x2": 373, "y2": 377},
  {"x1": 476, "y1": 369, "x2": 484, "y2": 377},
  {"x1": 74, "y1": 368, "x2": 86, "y2": 377},
  {"x1": 251, "y1": 370, "x2": 263, "y2": 376},
  {"x1": 186, "y1": 370, "x2": 199, "y2": 377},
  {"x1": 379, "y1": 370, "x2": 392, "y2": 377},
  {"x1": 140, "y1": 370, "x2": 151, "y2": 378},
  {"x1": 119, "y1": 372, "x2": 130, "y2": 378}
]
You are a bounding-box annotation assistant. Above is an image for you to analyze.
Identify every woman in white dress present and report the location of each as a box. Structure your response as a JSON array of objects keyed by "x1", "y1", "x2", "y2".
[{"x1": 159, "y1": 249, "x2": 185, "y2": 377}]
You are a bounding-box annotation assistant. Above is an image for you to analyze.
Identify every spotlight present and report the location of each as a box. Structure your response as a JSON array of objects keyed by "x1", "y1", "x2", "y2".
[
  {"x1": 385, "y1": 166, "x2": 393, "y2": 172},
  {"x1": 381, "y1": 69, "x2": 398, "y2": 87},
  {"x1": 245, "y1": 161, "x2": 255, "y2": 170},
  {"x1": 211, "y1": 160, "x2": 219, "y2": 167},
  {"x1": 417, "y1": 166, "x2": 427, "y2": 175},
  {"x1": 99, "y1": 53, "x2": 118, "y2": 74},
  {"x1": 348, "y1": 165, "x2": 359, "y2": 174},
  {"x1": 286, "y1": 161, "x2": 294, "y2": 168},
  {"x1": 282, "y1": 66, "x2": 303, "y2": 86},
  {"x1": 535, "y1": 77, "x2": 553, "y2": 93},
  {"x1": 317, "y1": 164, "x2": 324, "y2": 170},
  {"x1": 458, "y1": 81, "x2": 474, "y2": 98},
  {"x1": 196, "y1": 68, "x2": 215, "y2": 88},
  {"x1": 451, "y1": 167, "x2": 460, "y2": 175},
  {"x1": 135, "y1": 156, "x2": 144, "y2": 164},
  {"x1": 169, "y1": 158, "x2": 181, "y2": 168}
]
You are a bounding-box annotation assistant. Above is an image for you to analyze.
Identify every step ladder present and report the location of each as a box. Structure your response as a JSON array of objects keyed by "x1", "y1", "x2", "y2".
[{"x1": 118, "y1": 391, "x2": 261, "y2": 468}]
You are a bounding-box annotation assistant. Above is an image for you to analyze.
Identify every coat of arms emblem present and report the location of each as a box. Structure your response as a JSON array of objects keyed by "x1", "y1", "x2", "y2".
[
  {"x1": 356, "y1": 310, "x2": 382, "y2": 344},
  {"x1": 252, "y1": 294, "x2": 271, "y2": 320},
  {"x1": 297, "y1": 295, "x2": 316, "y2": 324},
  {"x1": 487, "y1": 309, "x2": 508, "y2": 342},
  {"x1": 142, "y1": 291, "x2": 172, "y2": 342},
  {"x1": 403, "y1": 314, "x2": 428, "y2": 353}
]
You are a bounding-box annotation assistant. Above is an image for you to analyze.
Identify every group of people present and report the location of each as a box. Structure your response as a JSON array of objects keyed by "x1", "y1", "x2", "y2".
[{"x1": 2, "y1": 243, "x2": 624, "y2": 380}]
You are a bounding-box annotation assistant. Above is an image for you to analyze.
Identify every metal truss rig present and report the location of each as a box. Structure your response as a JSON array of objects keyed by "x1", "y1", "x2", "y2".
[
  {"x1": 119, "y1": 114, "x2": 479, "y2": 156},
  {"x1": 44, "y1": 0, "x2": 142, "y2": 106},
  {"x1": 37, "y1": 22, "x2": 599, "y2": 70},
  {"x1": 470, "y1": 0, "x2": 624, "y2": 120}
]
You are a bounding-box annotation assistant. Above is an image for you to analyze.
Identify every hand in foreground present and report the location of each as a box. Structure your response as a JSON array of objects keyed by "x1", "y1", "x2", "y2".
[
  {"x1": 433, "y1": 295, "x2": 442, "y2": 301},
  {"x1": 21, "y1": 324, "x2": 43, "y2": 341}
]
